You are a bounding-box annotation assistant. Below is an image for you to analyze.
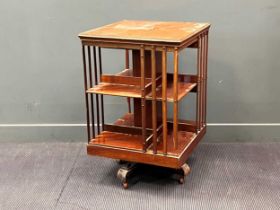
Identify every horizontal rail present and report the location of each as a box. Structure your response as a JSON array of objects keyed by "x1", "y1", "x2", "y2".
[
  {"x1": 104, "y1": 124, "x2": 152, "y2": 136},
  {"x1": 101, "y1": 74, "x2": 151, "y2": 86}
]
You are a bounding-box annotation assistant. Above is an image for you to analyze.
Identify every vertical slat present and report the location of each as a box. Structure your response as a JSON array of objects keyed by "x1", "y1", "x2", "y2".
[
  {"x1": 125, "y1": 49, "x2": 130, "y2": 69},
  {"x1": 151, "y1": 46, "x2": 157, "y2": 154},
  {"x1": 162, "y1": 47, "x2": 168, "y2": 154},
  {"x1": 204, "y1": 32, "x2": 209, "y2": 125},
  {"x1": 195, "y1": 39, "x2": 199, "y2": 133},
  {"x1": 87, "y1": 46, "x2": 95, "y2": 139},
  {"x1": 98, "y1": 47, "x2": 105, "y2": 130},
  {"x1": 201, "y1": 34, "x2": 205, "y2": 128},
  {"x1": 199, "y1": 35, "x2": 203, "y2": 129},
  {"x1": 125, "y1": 49, "x2": 131, "y2": 113},
  {"x1": 140, "y1": 46, "x2": 147, "y2": 152},
  {"x1": 127, "y1": 98, "x2": 131, "y2": 113},
  {"x1": 196, "y1": 35, "x2": 202, "y2": 131},
  {"x1": 173, "y1": 48, "x2": 179, "y2": 149},
  {"x1": 202, "y1": 33, "x2": 206, "y2": 126},
  {"x1": 82, "y1": 45, "x2": 91, "y2": 143},
  {"x1": 93, "y1": 46, "x2": 100, "y2": 134}
]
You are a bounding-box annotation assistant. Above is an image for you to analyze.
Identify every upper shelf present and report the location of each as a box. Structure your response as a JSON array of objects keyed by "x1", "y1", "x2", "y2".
[
  {"x1": 87, "y1": 68, "x2": 145, "y2": 98},
  {"x1": 86, "y1": 69, "x2": 197, "y2": 102},
  {"x1": 79, "y1": 20, "x2": 210, "y2": 44},
  {"x1": 147, "y1": 75, "x2": 197, "y2": 102},
  {"x1": 87, "y1": 83, "x2": 142, "y2": 98}
]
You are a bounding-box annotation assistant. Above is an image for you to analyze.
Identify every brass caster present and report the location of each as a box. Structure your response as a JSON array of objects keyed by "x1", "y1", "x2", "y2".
[
  {"x1": 117, "y1": 168, "x2": 129, "y2": 183},
  {"x1": 181, "y1": 163, "x2": 191, "y2": 176},
  {"x1": 174, "y1": 163, "x2": 190, "y2": 184}
]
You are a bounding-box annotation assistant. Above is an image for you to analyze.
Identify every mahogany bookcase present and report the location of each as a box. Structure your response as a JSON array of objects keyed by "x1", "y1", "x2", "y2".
[{"x1": 79, "y1": 20, "x2": 210, "y2": 188}]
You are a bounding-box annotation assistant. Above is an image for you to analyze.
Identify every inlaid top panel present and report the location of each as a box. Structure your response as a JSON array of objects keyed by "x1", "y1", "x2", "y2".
[{"x1": 79, "y1": 20, "x2": 210, "y2": 43}]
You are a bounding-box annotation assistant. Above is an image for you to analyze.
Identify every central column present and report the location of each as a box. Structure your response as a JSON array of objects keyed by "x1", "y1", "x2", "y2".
[{"x1": 132, "y1": 49, "x2": 162, "y2": 128}]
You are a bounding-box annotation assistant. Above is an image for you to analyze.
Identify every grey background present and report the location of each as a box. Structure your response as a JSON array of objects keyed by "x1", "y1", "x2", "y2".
[{"x1": 0, "y1": 0, "x2": 279, "y2": 142}]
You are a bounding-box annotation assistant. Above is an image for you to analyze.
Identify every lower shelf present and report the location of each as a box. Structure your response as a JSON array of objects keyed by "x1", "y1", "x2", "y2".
[
  {"x1": 89, "y1": 129, "x2": 195, "y2": 156},
  {"x1": 87, "y1": 126, "x2": 206, "y2": 169},
  {"x1": 90, "y1": 131, "x2": 143, "y2": 151},
  {"x1": 154, "y1": 130, "x2": 196, "y2": 156}
]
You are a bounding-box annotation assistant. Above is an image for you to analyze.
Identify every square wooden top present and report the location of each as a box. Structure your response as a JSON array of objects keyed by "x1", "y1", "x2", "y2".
[{"x1": 79, "y1": 20, "x2": 210, "y2": 44}]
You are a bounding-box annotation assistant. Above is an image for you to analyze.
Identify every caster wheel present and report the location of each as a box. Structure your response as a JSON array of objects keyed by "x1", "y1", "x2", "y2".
[
  {"x1": 117, "y1": 168, "x2": 128, "y2": 182},
  {"x1": 178, "y1": 177, "x2": 184, "y2": 184},
  {"x1": 122, "y1": 182, "x2": 128, "y2": 189},
  {"x1": 181, "y1": 163, "x2": 191, "y2": 176}
]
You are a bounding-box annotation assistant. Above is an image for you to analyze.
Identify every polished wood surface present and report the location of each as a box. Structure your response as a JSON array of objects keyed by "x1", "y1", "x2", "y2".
[
  {"x1": 155, "y1": 131, "x2": 195, "y2": 156},
  {"x1": 89, "y1": 130, "x2": 196, "y2": 157},
  {"x1": 90, "y1": 113, "x2": 197, "y2": 156},
  {"x1": 87, "y1": 82, "x2": 142, "y2": 98},
  {"x1": 90, "y1": 131, "x2": 143, "y2": 151},
  {"x1": 79, "y1": 20, "x2": 210, "y2": 43}
]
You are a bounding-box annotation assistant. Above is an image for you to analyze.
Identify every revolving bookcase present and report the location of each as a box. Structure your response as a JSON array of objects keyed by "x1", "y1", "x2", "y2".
[{"x1": 79, "y1": 20, "x2": 210, "y2": 188}]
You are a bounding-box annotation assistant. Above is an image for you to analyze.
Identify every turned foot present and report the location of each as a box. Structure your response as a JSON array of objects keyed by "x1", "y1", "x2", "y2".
[{"x1": 116, "y1": 163, "x2": 137, "y2": 189}]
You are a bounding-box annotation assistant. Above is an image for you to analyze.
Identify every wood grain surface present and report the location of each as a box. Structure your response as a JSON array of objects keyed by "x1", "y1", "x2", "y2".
[{"x1": 79, "y1": 20, "x2": 210, "y2": 43}]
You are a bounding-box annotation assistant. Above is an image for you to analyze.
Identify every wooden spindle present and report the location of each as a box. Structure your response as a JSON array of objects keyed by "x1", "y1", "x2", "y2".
[
  {"x1": 87, "y1": 46, "x2": 95, "y2": 139},
  {"x1": 93, "y1": 47, "x2": 100, "y2": 134},
  {"x1": 204, "y1": 32, "x2": 209, "y2": 125},
  {"x1": 125, "y1": 49, "x2": 131, "y2": 113},
  {"x1": 125, "y1": 49, "x2": 130, "y2": 69},
  {"x1": 151, "y1": 46, "x2": 157, "y2": 154},
  {"x1": 201, "y1": 34, "x2": 205, "y2": 128},
  {"x1": 140, "y1": 46, "x2": 147, "y2": 151},
  {"x1": 197, "y1": 36, "x2": 202, "y2": 131},
  {"x1": 173, "y1": 48, "x2": 179, "y2": 149},
  {"x1": 201, "y1": 35, "x2": 204, "y2": 128},
  {"x1": 82, "y1": 45, "x2": 91, "y2": 142},
  {"x1": 203, "y1": 33, "x2": 206, "y2": 126},
  {"x1": 98, "y1": 47, "x2": 105, "y2": 130},
  {"x1": 162, "y1": 47, "x2": 168, "y2": 154}
]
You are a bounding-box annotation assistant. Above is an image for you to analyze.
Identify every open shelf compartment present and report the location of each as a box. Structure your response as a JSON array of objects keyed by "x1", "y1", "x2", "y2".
[
  {"x1": 87, "y1": 130, "x2": 205, "y2": 170},
  {"x1": 88, "y1": 113, "x2": 153, "y2": 152},
  {"x1": 87, "y1": 113, "x2": 201, "y2": 167},
  {"x1": 86, "y1": 69, "x2": 197, "y2": 102}
]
